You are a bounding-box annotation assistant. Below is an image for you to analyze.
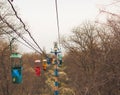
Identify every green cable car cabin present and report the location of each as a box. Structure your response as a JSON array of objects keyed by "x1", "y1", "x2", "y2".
[{"x1": 10, "y1": 53, "x2": 23, "y2": 84}]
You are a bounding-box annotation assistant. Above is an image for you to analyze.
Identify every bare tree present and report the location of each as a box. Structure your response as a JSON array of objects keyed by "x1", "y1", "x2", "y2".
[{"x1": 62, "y1": 21, "x2": 120, "y2": 95}]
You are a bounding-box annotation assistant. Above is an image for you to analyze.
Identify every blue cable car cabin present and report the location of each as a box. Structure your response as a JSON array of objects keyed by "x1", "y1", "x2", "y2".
[
  {"x1": 54, "y1": 90, "x2": 59, "y2": 95},
  {"x1": 10, "y1": 53, "x2": 23, "y2": 84},
  {"x1": 54, "y1": 69, "x2": 59, "y2": 77},
  {"x1": 54, "y1": 81, "x2": 59, "y2": 87}
]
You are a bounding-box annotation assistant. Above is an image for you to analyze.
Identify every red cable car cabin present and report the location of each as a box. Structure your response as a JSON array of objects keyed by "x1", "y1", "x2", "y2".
[{"x1": 34, "y1": 60, "x2": 41, "y2": 76}]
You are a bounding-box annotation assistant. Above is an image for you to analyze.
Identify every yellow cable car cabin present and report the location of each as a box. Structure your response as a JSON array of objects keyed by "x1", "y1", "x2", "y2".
[{"x1": 42, "y1": 59, "x2": 47, "y2": 71}]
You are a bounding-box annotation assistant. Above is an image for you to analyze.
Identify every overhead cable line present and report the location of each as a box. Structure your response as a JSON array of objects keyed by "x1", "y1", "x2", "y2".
[
  {"x1": 21, "y1": 35, "x2": 40, "y2": 50},
  {"x1": 2, "y1": 29, "x2": 37, "y2": 52},
  {"x1": 7, "y1": 0, "x2": 45, "y2": 54},
  {"x1": 0, "y1": 16, "x2": 42, "y2": 54},
  {"x1": 55, "y1": 0, "x2": 61, "y2": 46}
]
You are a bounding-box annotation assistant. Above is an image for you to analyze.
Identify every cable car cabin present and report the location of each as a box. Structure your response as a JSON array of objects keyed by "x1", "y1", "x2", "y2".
[
  {"x1": 54, "y1": 90, "x2": 59, "y2": 95},
  {"x1": 10, "y1": 53, "x2": 22, "y2": 84},
  {"x1": 54, "y1": 69, "x2": 59, "y2": 77},
  {"x1": 34, "y1": 60, "x2": 41, "y2": 76},
  {"x1": 42, "y1": 59, "x2": 47, "y2": 71},
  {"x1": 54, "y1": 81, "x2": 59, "y2": 87},
  {"x1": 47, "y1": 57, "x2": 51, "y2": 65},
  {"x1": 58, "y1": 54, "x2": 62, "y2": 66}
]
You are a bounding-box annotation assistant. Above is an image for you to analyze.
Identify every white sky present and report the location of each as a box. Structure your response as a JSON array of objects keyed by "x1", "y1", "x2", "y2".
[{"x1": 12, "y1": 0, "x2": 112, "y2": 53}]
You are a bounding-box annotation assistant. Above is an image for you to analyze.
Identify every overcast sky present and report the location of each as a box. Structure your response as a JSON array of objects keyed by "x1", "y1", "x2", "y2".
[{"x1": 12, "y1": 0, "x2": 112, "y2": 53}]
